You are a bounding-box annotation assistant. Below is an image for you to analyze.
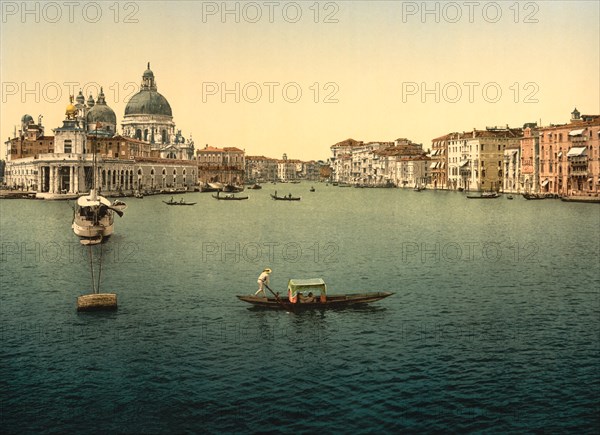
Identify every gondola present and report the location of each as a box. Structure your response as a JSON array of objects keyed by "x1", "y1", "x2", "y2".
[
  {"x1": 237, "y1": 292, "x2": 394, "y2": 309},
  {"x1": 271, "y1": 193, "x2": 301, "y2": 201},
  {"x1": 212, "y1": 192, "x2": 249, "y2": 200},
  {"x1": 237, "y1": 278, "x2": 393, "y2": 310},
  {"x1": 163, "y1": 198, "x2": 196, "y2": 205}
]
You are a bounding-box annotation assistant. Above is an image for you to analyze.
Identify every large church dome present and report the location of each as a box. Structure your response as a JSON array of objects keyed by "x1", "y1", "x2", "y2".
[
  {"x1": 125, "y1": 90, "x2": 172, "y2": 116},
  {"x1": 124, "y1": 63, "x2": 172, "y2": 117}
]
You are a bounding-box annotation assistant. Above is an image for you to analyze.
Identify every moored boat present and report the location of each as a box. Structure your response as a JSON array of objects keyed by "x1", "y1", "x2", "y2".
[
  {"x1": 467, "y1": 191, "x2": 499, "y2": 199},
  {"x1": 560, "y1": 195, "x2": 600, "y2": 203},
  {"x1": 523, "y1": 193, "x2": 545, "y2": 200},
  {"x1": 72, "y1": 189, "x2": 122, "y2": 243}
]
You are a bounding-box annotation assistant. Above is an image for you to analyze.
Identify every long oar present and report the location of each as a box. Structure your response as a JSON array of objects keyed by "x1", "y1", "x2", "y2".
[{"x1": 264, "y1": 283, "x2": 290, "y2": 312}]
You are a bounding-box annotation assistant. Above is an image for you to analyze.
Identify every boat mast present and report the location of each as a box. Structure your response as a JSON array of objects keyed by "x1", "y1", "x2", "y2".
[{"x1": 91, "y1": 126, "x2": 98, "y2": 201}]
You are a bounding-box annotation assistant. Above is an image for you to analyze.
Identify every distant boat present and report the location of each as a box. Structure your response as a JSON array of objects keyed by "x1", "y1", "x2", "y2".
[
  {"x1": 310, "y1": 187, "x2": 315, "y2": 192},
  {"x1": 199, "y1": 183, "x2": 219, "y2": 192},
  {"x1": 212, "y1": 192, "x2": 249, "y2": 201},
  {"x1": 507, "y1": 195, "x2": 514, "y2": 200},
  {"x1": 271, "y1": 192, "x2": 301, "y2": 201},
  {"x1": 249, "y1": 184, "x2": 262, "y2": 190},
  {"x1": 560, "y1": 196, "x2": 600, "y2": 203},
  {"x1": 208, "y1": 182, "x2": 224, "y2": 190},
  {"x1": 223, "y1": 183, "x2": 244, "y2": 193},
  {"x1": 523, "y1": 193, "x2": 546, "y2": 200},
  {"x1": 163, "y1": 197, "x2": 196, "y2": 206},
  {"x1": 466, "y1": 191, "x2": 499, "y2": 199}
]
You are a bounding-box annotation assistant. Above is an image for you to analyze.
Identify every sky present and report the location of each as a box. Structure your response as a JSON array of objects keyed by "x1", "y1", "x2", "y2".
[{"x1": 1, "y1": 0, "x2": 599, "y2": 161}]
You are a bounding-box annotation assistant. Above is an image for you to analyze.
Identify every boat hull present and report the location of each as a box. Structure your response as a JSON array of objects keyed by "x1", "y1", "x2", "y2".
[
  {"x1": 162, "y1": 201, "x2": 197, "y2": 205},
  {"x1": 270, "y1": 194, "x2": 301, "y2": 201},
  {"x1": 72, "y1": 215, "x2": 114, "y2": 239},
  {"x1": 236, "y1": 292, "x2": 393, "y2": 309},
  {"x1": 212, "y1": 194, "x2": 249, "y2": 200}
]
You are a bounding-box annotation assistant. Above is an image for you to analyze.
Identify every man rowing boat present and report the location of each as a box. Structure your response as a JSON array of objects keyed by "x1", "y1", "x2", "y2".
[{"x1": 254, "y1": 268, "x2": 272, "y2": 297}]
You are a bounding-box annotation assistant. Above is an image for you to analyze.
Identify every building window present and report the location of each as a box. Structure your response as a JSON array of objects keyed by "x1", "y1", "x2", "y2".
[{"x1": 64, "y1": 140, "x2": 72, "y2": 153}]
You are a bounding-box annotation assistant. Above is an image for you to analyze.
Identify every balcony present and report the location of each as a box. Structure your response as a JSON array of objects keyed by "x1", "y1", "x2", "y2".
[
  {"x1": 570, "y1": 136, "x2": 588, "y2": 143},
  {"x1": 570, "y1": 170, "x2": 588, "y2": 176}
]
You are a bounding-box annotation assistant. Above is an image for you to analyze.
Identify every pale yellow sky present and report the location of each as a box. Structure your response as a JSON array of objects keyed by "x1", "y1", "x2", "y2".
[{"x1": 1, "y1": 1, "x2": 599, "y2": 160}]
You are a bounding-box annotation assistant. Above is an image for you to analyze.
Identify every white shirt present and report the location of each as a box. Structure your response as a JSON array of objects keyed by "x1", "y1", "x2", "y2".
[{"x1": 258, "y1": 272, "x2": 270, "y2": 284}]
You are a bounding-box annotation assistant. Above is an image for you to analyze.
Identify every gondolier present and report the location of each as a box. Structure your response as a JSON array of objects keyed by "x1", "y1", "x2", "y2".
[{"x1": 255, "y1": 268, "x2": 272, "y2": 297}]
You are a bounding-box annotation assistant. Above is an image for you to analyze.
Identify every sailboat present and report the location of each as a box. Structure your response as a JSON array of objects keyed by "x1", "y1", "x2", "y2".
[{"x1": 72, "y1": 124, "x2": 124, "y2": 244}]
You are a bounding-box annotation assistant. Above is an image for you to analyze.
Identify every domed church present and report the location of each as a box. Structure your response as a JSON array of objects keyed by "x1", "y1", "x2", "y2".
[{"x1": 121, "y1": 63, "x2": 194, "y2": 160}]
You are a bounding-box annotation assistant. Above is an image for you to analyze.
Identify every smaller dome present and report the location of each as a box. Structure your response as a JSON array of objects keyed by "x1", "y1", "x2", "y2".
[
  {"x1": 21, "y1": 114, "x2": 34, "y2": 124},
  {"x1": 87, "y1": 94, "x2": 95, "y2": 107},
  {"x1": 76, "y1": 90, "x2": 85, "y2": 104},
  {"x1": 143, "y1": 62, "x2": 154, "y2": 78},
  {"x1": 65, "y1": 101, "x2": 77, "y2": 119},
  {"x1": 86, "y1": 93, "x2": 117, "y2": 127}
]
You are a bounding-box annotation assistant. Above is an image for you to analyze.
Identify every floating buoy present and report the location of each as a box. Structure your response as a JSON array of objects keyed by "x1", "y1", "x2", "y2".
[
  {"x1": 77, "y1": 293, "x2": 117, "y2": 311},
  {"x1": 76, "y1": 239, "x2": 117, "y2": 312}
]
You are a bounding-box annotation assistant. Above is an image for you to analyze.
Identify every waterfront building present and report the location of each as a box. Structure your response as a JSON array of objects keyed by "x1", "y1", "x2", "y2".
[
  {"x1": 537, "y1": 108, "x2": 600, "y2": 196},
  {"x1": 351, "y1": 142, "x2": 393, "y2": 184},
  {"x1": 503, "y1": 144, "x2": 521, "y2": 193},
  {"x1": 519, "y1": 124, "x2": 540, "y2": 193},
  {"x1": 443, "y1": 127, "x2": 523, "y2": 192},
  {"x1": 374, "y1": 139, "x2": 428, "y2": 187},
  {"x1": 430, "y1": 133, "x2": 451, "y2": 189},
  {"x1": 330, "y1": 138, "x2": 363, "y2": 183},
  {"x1": 329, "y1": 137, "x2": 425, "y2": 185},
  {"x1": 447, "y1": 132, "x2": 467, "y2": 190},
  {"x1": 196, "y1": 145, "x2": 245, "y2": 185},
  {"x1": 245, "y1": 155, "x2": 278, "y2": 182},
  {"x1": 277, "y1": 153, "x2": 303, "y2": 181},
  {"x1": 298, "y1": 160, "x2": 326, "y2": 181}
]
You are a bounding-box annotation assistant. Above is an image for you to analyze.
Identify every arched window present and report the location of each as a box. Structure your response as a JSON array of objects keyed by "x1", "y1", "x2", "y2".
[
  {"x1": 144, "y1": 129, "x2": 148, "y2": 141},
  {"x1": 162, "y1": 130, "x2": 167, "y2": 144},
  {"x1": 135, "y1": 129, "x2": 142, "y2": 140}
]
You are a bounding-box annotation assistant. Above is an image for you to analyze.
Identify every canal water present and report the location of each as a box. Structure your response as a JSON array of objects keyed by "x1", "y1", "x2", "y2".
[{"x1": 1, "y1": 185, "x2": 599, "y2": 433}]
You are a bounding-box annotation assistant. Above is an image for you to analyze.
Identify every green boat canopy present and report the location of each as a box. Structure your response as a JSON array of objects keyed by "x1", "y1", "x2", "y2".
[{"x1": 287, "y1": 278, "x2": 327, "y2": 296}]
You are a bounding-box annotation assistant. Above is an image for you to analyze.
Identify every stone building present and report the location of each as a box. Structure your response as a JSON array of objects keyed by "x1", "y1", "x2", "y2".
[
  {"x1": 196, "y1": 145, "x2": 245, "y2": 185},
  {"x1": 519, "y1": 124, "x2": 540, "y2": 193},
  {"x1": 537, "y1": 108, "x2": 599, "y2": 196}
]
